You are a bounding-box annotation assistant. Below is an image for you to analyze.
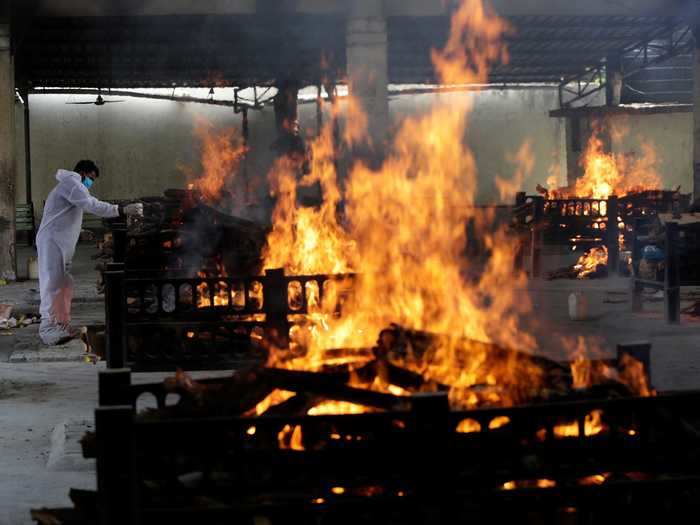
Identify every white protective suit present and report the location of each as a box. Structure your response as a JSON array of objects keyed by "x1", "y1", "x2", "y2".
[{"x1": 37, "y1": 169, "x2": 120, "y2": 344}]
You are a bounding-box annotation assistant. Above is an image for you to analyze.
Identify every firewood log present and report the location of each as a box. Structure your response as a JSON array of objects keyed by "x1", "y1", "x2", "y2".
[
  {"x1": 261, "y1": 393, "x2": 323, "y2": 416},
  {"x1": 261, "y1": 367, "x2": 409, "y2": 411},
  {"x1": 154, "y1": 367, "x2": 274, "y2": 418}
]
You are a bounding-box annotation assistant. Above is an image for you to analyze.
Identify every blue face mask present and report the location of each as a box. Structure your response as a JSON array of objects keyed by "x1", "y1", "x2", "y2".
[{"x1": 82, "y1": 177, "x2": 94, "y2": 189}]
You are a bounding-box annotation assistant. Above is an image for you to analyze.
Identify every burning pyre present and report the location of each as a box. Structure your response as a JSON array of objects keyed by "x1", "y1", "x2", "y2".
[
  {"x1": 170, "y1": 0, "x2": 655, "y2": 418},
  {"x1": 543, "y1": 123, "x2": 663, "y2": 201}
]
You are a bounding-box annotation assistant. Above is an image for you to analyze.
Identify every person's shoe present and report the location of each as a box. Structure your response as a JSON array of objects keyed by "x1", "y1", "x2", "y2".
[
  {"x1": 39, "y1": 323, "x2": 71, "y2": 345},
  {"x1": 39, "y1": 322, "x2": 82, "y2": 346},
  {"x1": 55, "y1": 325, "x2": 83, "y2": 345}
]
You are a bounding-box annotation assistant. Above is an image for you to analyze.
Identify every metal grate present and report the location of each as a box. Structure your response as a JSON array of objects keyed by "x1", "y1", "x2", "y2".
[
  {"x1": 89, "y1": 363, "x2": 700, "y2": 525},
  {"x1": 105, "y1": 264, "x2": 354, "y2": 371}
]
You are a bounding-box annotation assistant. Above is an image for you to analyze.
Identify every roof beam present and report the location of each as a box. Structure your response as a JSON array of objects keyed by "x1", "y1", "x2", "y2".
[
  {"x1": 490, "y1": 0, "x2": 694, "y2": 17},
  {"x1": 31, "y1": 0, "x2": 696, "y2": 18}
]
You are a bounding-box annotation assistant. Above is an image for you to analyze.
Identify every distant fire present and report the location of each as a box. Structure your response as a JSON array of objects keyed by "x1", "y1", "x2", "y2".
[
  {"x1": 573, "y1": 246, "x2": 608, "y2": 279},
  {"x1": 180, "y1": 118, "x2": 248, "y2": 205},
  {"x1": 570, "y1": 126, "x2": 661, "y2": 199}
]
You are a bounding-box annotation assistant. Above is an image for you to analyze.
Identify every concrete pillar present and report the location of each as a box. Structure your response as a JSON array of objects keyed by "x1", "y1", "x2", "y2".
[
  {"x1": 605, "y1": 53, "x2": 623, "y2": 107},
  {"x1": 347, "y1": 0, "x2": 388, "y2": 162},
  {"x1": 0, "y1": 22, "x2": 16, "y2": 280},
  {"x1": 693, "y1": 25, "x2": 700, "y2": 200},
  {"x1": 21, "y1": 88, "x2": 31, "y2": 206},
  {"x1": 565, "y1": 117, "x2": 581, "y2": 186},
  {"x1": 273, "y1": 80, "x2": 300, "y2": 137}
]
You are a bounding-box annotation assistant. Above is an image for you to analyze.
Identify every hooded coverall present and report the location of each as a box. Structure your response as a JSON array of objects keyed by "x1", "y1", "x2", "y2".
[{"x1": 36, "y1": 169, "x2": 120, "y2": 345}]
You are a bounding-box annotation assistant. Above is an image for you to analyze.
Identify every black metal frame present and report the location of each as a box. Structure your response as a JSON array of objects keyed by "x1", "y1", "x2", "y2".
[
  {"x1": 104, "y1": 262, "x2": 353, "y2": 371},
  {"x1": 514, "y1": 191, "x2": 690, "y2": 278},
  {"x1": 86, "y1": 345, "x2": 700, "y2": 525},
  {"x1": 513, "y1": 194, "x2": 619, "y2": 278},
  {"x1": 558, "y1": 23, "x2": 692, "y2": 108},
  {"x1": 631, "y1": 219, "x2": 700, "y2": 324}
]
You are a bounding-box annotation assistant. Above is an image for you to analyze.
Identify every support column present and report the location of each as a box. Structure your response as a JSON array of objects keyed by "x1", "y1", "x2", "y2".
[
  {"x1": 21, "y1": 88, "x2": 31, "y2": 206},
  {"x1": 565, "y1": 117, "x2": 581, "y2": 186},
  {"x1": 0, "y1": 21, "x2": 16, "y2": 280},
  {"x1": 273, "y1": 80, "x2": 299, "y2": 137},
  {"x1": 347, "y1": 0, "x2": 388, "y2": 164},
  {"x1": 605, "y1": 53, "x2": 623, "y2": 107},
  {"x1": 693, "y1": 25, "x2": 700, "y2": 200}
]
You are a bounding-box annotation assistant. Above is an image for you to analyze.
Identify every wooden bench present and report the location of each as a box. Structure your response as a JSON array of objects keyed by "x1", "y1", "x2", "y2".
[{"x1": 15, "y1": 202, "x2": 36, "y2": 246}]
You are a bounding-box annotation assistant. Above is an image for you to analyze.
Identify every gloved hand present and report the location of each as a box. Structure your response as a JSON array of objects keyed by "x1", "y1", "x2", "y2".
[{"x1": 123, "y1": 203, "x2": 144, "y2": 217}]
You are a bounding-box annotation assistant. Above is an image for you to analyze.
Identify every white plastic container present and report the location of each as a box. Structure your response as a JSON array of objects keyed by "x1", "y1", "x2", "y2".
[
  {"x1": 27, "y1": 256, "x2": 39, "y2": 280},
  {"x1": 568, "y1": 292, "x2": 589, "y2": 321}
]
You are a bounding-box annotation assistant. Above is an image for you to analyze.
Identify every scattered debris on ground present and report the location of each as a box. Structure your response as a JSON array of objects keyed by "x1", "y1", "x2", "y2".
[{"x1": 0, "y1": 305, "x2": 41, "y2": 331}]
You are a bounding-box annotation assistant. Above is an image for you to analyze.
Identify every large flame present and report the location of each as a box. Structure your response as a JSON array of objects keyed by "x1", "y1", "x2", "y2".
[
  {"x1": 252, "y1": 0, "x2": 654, "y2": 414},
  {"x1": 573, "y1": 125, "x2": 662, "y2": 199},
  {"x1": 263, "y1": 123, "x2": 355, "y2": 275},
  {"x1": 260, "y1": 0, "x2": 540, "y2": 410},
  {"x1": 181, "y1": 118, "x2": 248, "y2": 204}
]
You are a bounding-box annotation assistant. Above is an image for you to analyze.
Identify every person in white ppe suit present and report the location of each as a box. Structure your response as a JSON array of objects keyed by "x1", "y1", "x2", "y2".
[{"x1": 36, "y1": 160, "x2": 142, "y2": 345}]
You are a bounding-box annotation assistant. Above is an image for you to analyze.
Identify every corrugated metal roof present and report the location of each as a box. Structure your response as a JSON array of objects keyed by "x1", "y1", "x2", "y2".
[
  {"x1": 13, "y1": 13, "x2": 688, "y2": 88},
  {"x1": 622, "y1": 29, "x2": 694, "y2": 104},
  {"x1": 15, "y1": 15, "x2": 347, "y2": 88},
  {"x1": 388, "y1": 15, "x2": 686, "y2": 85}
]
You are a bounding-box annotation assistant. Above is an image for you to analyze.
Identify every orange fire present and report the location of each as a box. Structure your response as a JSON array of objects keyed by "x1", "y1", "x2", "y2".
[
  {"x1": 502, "y1": 479, "x2": 556, "y2": 490},
  {"x1": 573, "y1": 126, "x2": 661, "y2": 199},
  {"x1": 579, "y1": 473, "x2": 611, "y2": 486},
  {"x1": 196, "y1": 279, "x2": 231, "y2": 308},
  {"x1": 250, "y1": 389, "x2": 296, "y2": 417},
  {"x1": 551, "y1": 410, "x2": 606, "y2": 439},
  {"x1": 259, "y1": 0, "x2": 540, "y2": 412},
  {"x1": 181, "y1": 118, "x2": 247, "y2": 204},
  {"x1": 245, "y1": 0, "x2": 656, "y2": 419},
  {"x1": 573, "y1": 246, "x2": 608, "y2": 279},
  {"x1": 307, "y1": 401, "x2": 370, "y2": 416},
  {"x1": 456, "y1": 418, "x2": 481, "y2": 434},
  {"x1": 568, "y1": 337, "x2": 655, "y2": 397},
  {"x1": 278, "y1": 424, "x2": 304, "y2": 451},
  {"x1": 263, "y1": 127, "x2": 355, "y2": 276}
]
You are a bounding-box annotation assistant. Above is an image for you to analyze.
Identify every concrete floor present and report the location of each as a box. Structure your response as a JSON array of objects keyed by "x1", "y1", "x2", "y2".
[{"x1": 0, "y1": 245, "x2": 699, "y2": 523}]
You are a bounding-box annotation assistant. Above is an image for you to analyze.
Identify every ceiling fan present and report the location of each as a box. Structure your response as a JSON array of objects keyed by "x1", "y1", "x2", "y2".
[{"x1": 66, "y1": 91, "x2": 125, "y2": 106}]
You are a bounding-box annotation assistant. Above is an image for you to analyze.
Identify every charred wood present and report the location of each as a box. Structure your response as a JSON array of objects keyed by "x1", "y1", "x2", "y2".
[{"x1": 261, "y1": 367, "x2": 408, "y2": 411}]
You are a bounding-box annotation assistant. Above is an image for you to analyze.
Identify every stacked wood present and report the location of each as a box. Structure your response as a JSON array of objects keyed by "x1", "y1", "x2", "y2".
[
  {"x1": 132, "y1": 323, "x2": 647, "y2": 424},
  {"x1": 95, "y1": 188, "x2": 270, "y2": 276},
  {"x1": 375, "y1": 324, "x2": 574, "y2": 406},
  {"x1": 546, "y1": 263, "x2": 608, "y2": 280}
]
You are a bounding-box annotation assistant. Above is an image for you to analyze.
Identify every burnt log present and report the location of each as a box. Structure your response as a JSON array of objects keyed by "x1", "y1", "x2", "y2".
[
  {"x1": 261, "y1": 393, "x2": 323, "y2": 416},
  {"x1": 262, "y1": 367, "x2": 409, "y2": 411},
  {"x1": 375, "y1": 324, "x2": 573, "y2": 405},
  {"x1": 133, "y1": 367, "x2": 275, "y2": 419},
  {"x1": 353, "y1": 358, "x2": 449, "y2": 393},
  {"x1": 376, "y1": 324, "x2": 568, "y2": 374}
]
